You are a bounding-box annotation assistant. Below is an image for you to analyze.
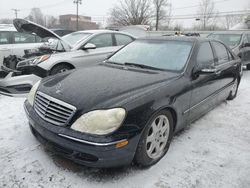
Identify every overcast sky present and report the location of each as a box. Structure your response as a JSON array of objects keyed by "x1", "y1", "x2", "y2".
[{"x1": 0, "y1": 0, "x2": 249, "y2": 27}]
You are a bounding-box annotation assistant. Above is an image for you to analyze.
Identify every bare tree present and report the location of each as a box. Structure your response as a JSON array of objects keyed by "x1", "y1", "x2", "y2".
[
  {"x1": 153, "y1": 0, "x2": 170, "y2": 30},
  {"x1": 45, "y1": 15, "x2": 58, "y2": 28},
  {"x1": 224, "y1": 15, "x2": 243, "y2": 29},
  {"x1": 0, "y1": 19, "x2": 12, "y2": 24},
  {"x1": 25, "y1": 8, "x2": 45, "y2": 26},
  {"x1": 108, "y1": 0, "x2": 152, "y2": 26},
  {"x1": 197, "y1": 0, "x2": 218, "y2": 30},
  {"x1": 173, "y1": 22, "x2": 183, "y2": 31},
  {"x1": 164, "y1": 4, "x2": 172, "y2": 29}
]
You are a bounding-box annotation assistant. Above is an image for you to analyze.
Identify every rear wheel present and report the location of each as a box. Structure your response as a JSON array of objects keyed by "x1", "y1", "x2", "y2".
[
  {"x1": 227, "y1": 78, "x2": 239, "y2": 100},
  {"x1": 134, "y1": 110, "x2": 174, "y2": 168},
  {"x1": 50, "y1": 64, "x2": 73, "y2": 75}
]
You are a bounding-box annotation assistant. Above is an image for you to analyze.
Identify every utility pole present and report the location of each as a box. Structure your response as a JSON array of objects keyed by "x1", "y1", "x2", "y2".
[
  {"x1": 12, "y1": 9, "x2": 20, "y2": 18},
  {"x1": 73, "y1": 0, "x2": 82, "y2": 31}
]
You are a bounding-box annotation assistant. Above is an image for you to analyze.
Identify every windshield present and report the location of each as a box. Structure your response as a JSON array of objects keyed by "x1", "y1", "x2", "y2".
[
  {"x1": 108, "y1": 40, "x2": 193, "y2": 72},
  {"x1": 208, "y1": 34, "x2": 242, "y2": 48},
  {"x1": 62, "y1": 32, "x2": 91, "y2": 46}
]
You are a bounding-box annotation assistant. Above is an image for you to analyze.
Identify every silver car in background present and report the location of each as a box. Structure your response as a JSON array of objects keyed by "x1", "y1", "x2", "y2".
[
  {"x1": 23, "y1": 30, "x2": 135, "y2": 75},
  {"x1": 0, "y1": 19, "x2": 135, "y2": 96}
]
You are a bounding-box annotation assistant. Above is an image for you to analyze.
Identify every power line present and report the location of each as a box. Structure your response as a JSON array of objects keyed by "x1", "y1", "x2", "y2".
[
  {"x1": 172, "y1": 0, "x2": 230, "y2": 10},
  {"x1": 170, "y1": 10, "x2": 250, "y2": 20}
]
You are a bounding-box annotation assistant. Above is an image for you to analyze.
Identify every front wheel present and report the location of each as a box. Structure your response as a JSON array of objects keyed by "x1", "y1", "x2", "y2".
[
  {"x1": 227, "y1": 78, "x2": 239, "y2": 100},
  {"x1": 134, "y1": 110, "x2": 174, "y2": 168}
]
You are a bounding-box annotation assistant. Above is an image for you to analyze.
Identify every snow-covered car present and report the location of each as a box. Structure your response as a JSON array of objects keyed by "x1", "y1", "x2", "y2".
[
  {"x1": 0, "y1": 24, "x2": 43, "y2": 67},
  {"x1": 24, "y1": 37, "x2": 242, "y2": 168},
  {"x1": 0, "y1": 19, "x2": 135, "y2": 96}
]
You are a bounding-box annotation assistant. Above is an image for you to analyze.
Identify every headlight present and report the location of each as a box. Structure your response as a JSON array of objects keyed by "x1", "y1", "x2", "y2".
[
  {"x1": 27, "y1": 80, "x2": 41, "y2": 106},
  {"x1": 32, "y1": 55, "x2": 50, "y2": 65},
  {"x1": 71, "y1": 108, "x2": 126, "y2": 135},
  {"x1": 17, "y1": 55, "x2": 50, "y2": 68}
]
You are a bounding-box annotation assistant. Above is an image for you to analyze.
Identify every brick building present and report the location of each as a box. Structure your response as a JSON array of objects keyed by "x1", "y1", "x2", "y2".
[{"x1": 58, "y1": 14, "x2": 98, "y2": 31}]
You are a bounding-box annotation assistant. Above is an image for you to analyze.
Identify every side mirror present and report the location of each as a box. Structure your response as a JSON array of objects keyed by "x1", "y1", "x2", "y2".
[{"x1": 82, "y1": 43, "x2": 96, "y2": 50}]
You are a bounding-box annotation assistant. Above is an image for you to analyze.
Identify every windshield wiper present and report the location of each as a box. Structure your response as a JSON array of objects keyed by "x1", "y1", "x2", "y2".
[
  {"x1": 105, "y1": 60, "x2": 123, "y2": 66},
  {"x1": 124, "y1": 62, "x2": 163, "y2": 71}
]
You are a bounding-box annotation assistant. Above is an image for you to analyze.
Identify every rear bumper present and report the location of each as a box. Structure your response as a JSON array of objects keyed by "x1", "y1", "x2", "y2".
[
  {"x1": 24, "y1": 101, "x2": 140, "y2": 168},
  {"x1": 0, "y1": 72, "x2": 41, "y2": 96}
]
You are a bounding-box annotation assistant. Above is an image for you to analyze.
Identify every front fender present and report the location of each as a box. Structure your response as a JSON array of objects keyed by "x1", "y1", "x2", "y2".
[{"x1": 37, "y1": 57, "x2": 73, "y2": 71}]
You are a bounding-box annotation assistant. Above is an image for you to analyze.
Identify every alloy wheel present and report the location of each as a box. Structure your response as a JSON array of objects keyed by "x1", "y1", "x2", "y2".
[{"x1": 146, "y1": 115, "x2": 170, "y2": 159}]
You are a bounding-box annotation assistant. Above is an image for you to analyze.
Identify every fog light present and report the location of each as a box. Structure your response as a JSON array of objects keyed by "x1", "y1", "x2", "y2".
[{"x1": 115, "y1": 140, "x2": 128, "y2": 149}]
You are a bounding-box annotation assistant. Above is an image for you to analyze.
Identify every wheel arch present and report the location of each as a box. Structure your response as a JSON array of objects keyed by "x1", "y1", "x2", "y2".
[
  {"x1": 147, "y1": 105, "x2": 178, "y2": 133},
  {"x1": 162, "y1": 106, "x2": 178, "y2": 133},
  {"x1": 50, "y1": 62, "x2": 75, "y2": 74}
]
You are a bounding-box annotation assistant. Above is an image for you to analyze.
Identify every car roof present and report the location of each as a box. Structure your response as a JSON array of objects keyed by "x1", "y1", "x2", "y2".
[
  {"x1": 209, "y1": 30, "x2": 250, "y2": 34},
  {"x1": 71, "y1": 29, "x2": 136, "y2": 37},
  {"x1": 137, "y1": 36, "x2": 210, "y2": 43}
]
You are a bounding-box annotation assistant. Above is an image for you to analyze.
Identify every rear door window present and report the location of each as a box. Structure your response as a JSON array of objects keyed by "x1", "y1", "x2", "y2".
[
  {"x1": 212, "y1": 42, "x2": 229, "y2": 65},
  {"x1": 13, "y1": 32, "x2": 37, "y2": 44},
  {"x1": 115, "y1": 34, "x2": 133, "y2": 46},
  {"x1": 197, "y1": 42, "x2": 214, "y2": 67},
  {"x1": 88, "y1": 34, "x2": 113, "y2": 48},
  {"x1": 0, "y1": 31, "x2": 11, "y2": 45}
]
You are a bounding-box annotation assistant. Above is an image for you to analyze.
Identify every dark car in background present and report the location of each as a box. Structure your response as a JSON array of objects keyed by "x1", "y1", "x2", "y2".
[
  {"x1": 208, "y1": 31, "x2": 250, "y2": 70},
  {"x1": 24, "y1": 37, "x2": 241, "y2": 168}
]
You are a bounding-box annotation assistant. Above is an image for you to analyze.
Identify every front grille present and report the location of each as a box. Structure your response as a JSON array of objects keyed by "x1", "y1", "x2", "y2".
[{"x1": 34, "y1": 91, "x2": 76, "y2": 126}]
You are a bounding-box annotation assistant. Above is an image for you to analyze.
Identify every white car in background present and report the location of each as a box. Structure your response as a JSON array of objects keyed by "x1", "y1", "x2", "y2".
[{"x1": 0, "y1": 24, "x2": 42, "y2": 67}]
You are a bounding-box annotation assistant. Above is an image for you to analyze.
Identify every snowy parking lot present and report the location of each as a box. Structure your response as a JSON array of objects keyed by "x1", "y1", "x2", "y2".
[{"x1": 0, "y1": 71, "x2": 250, "y2": 188}]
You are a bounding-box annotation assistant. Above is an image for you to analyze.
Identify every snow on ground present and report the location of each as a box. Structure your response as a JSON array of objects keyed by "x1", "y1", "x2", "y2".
[{"x1": 0, "y1": 72, "x2": 250, "y2": 188}]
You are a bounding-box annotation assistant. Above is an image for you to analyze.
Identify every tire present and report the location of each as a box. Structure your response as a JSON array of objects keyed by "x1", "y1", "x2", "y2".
[
  {"x1": 134, "y1": 110, "x2": 174, "y2": 168},
  {"x1": 247, "y1": 64, "x2": 250, "y2": 70},
  {"x1": 227, "y1": 78, "x2": 239, "y2": 100},
  {"x1": 50, "y1": 64, "x2": 73, "y2": 75}
]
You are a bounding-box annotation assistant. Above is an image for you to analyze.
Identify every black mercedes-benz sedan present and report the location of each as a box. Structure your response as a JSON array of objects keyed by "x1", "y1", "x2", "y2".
[{"x1": 24, "y1": 37, "x2": 242, "y2": 168}]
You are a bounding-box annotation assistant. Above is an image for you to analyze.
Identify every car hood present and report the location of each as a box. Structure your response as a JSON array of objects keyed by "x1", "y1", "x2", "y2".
[
  {"x1": 13, "y1": 18, "x2": 72, "y2": 51},
  {"x1": 13, "y1": 18, "x2": 62, "y2": 39},
  {"x1": 39, "y1": 64, "x2": 180, "y2": 112}
]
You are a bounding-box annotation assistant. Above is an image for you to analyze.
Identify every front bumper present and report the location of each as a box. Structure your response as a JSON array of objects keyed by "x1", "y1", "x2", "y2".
[
  {"x1": 0, "y1": 72, "x2": 41, "y2": 97},
  {"x1": 24, "y1": 100, "x2": 140, "y2": 168}
]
